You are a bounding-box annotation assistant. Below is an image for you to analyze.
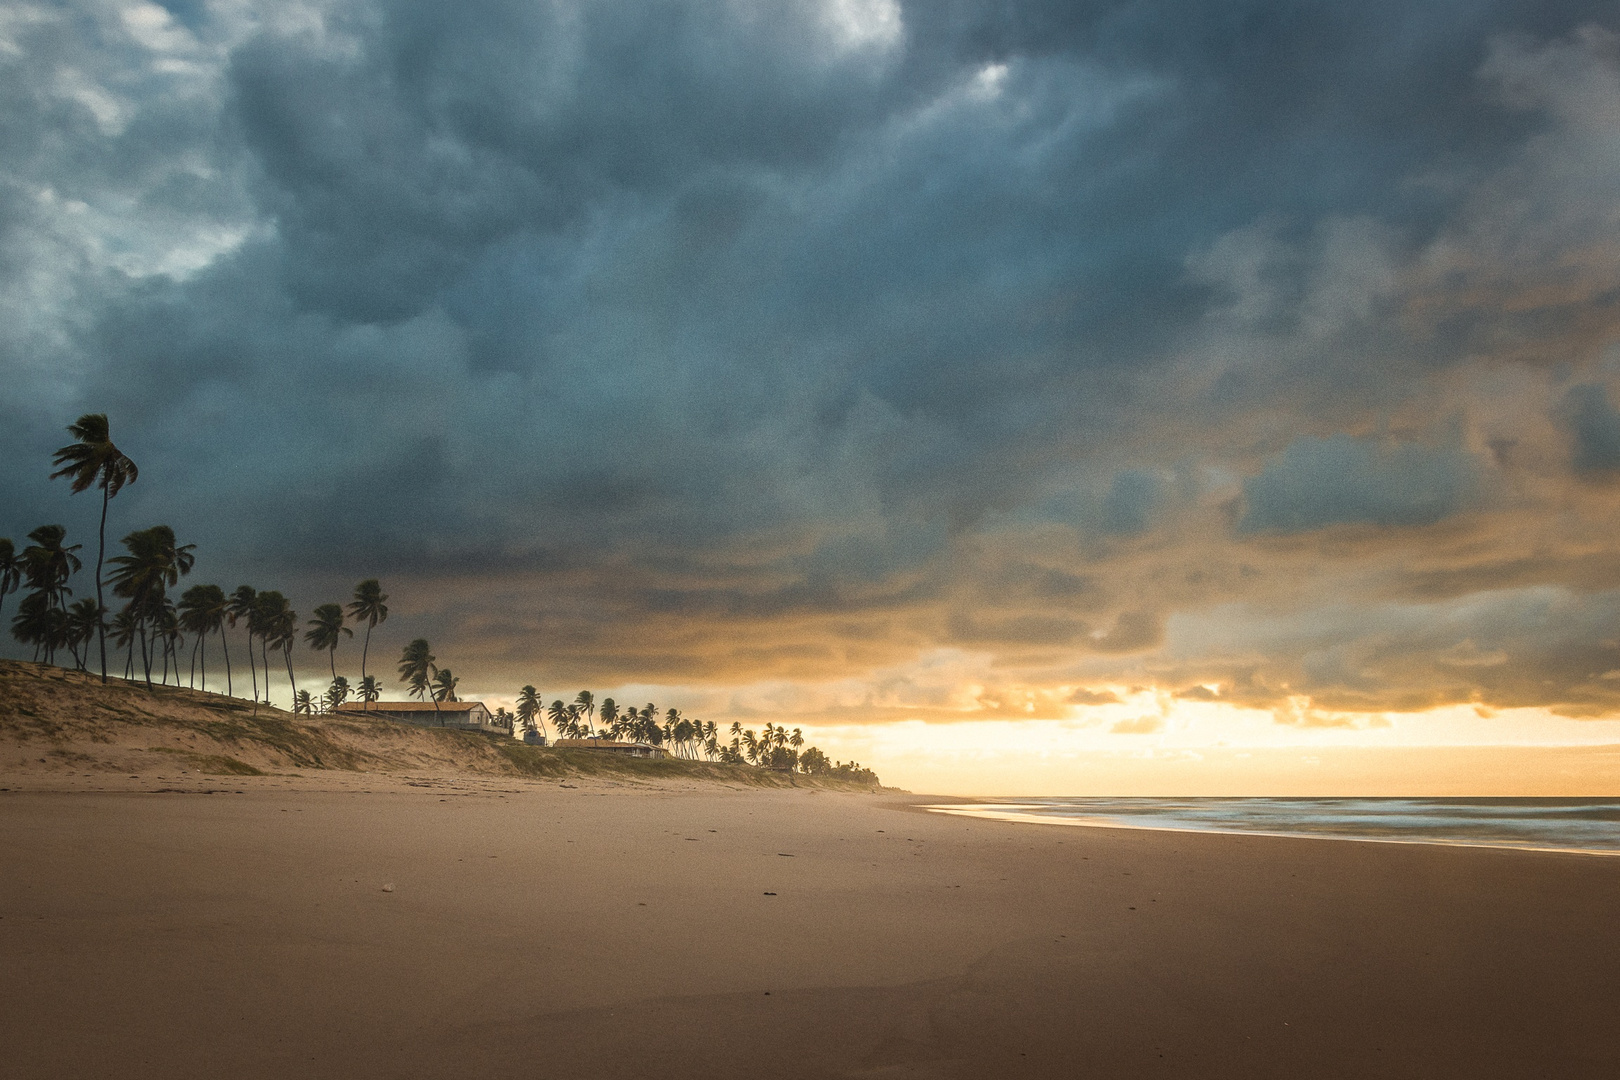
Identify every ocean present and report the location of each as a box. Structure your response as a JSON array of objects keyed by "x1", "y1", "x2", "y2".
[{"x1": 923, "y1": 797, "x2": 1620, "y2": 855}]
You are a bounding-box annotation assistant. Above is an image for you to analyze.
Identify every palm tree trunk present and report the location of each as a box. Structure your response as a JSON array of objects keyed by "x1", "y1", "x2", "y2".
[
  {"x1": 139, "y1": 623, "x2": 152, "y2": 689},
  {"x1": 220, "y1": 627, "x2": 231, "y2": 697},
  {"x1": 261, "y1": 638, "x2": 271, "y2": 707},
  {"x1": 190, "y1": 635, "x2": 200, "y2": 688},
  {"x1": 361, "y1": 623, "x2": 371, "y2": 684},
  {"x1": 247, "y1": 631, "x2": 258, "y2": 702},
  {"x1": 329, "y1": 647, "x2": 336, "y2": 682},
  {"x1": 96, "y1": 485, "x2": 109, "y2": 683},
  {"x1": 284, "y1": 643, "x2": 297, "y2": 698}
]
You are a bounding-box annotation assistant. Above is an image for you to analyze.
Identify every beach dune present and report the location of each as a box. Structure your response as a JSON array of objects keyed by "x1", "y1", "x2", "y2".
[{"x1": 2, "y1": 776, "x2": 1617, "y2": 1079}]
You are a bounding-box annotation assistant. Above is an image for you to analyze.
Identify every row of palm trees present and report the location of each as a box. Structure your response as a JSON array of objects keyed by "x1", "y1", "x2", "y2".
[
  {"x1": 0, "y1": 517, "x2": 397, "y2": 712},
  {"x1": 496, "y1": 688, "x2": 875, "y2": 778},
  {"x1": 7, "y1": 415, "x2": 881, "y2": 784}
]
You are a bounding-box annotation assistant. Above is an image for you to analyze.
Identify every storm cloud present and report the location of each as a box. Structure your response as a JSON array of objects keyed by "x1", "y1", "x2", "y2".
[{"x1": 6, "y1": 0, "x2": 1620, "y2": 724}]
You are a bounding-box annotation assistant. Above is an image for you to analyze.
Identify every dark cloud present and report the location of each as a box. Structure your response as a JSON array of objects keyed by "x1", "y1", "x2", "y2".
[
  {"x1": 4, "y1": 1, "x2": 1620, "y2": 722},
  {"x1": 1239, "y1": 436, "x2": 1480, "y2": 534},
  {"x1": 1558, "y1": 383, "x2": 1620, "y2": 474}
]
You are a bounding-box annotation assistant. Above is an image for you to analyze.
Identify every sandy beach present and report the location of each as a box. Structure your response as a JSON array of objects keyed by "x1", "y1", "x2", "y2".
[{"x1": 1, "y1": 773, "x2": 1616, "y2": 1079}]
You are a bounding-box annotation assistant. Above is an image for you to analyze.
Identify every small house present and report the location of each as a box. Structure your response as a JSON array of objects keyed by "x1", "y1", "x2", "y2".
[
  {"x1": 553, "y1": 738, "x2": 667, "y2": 759},
  {"x1": 335, "y1": 700, "x2": 501, "y2": 733}
]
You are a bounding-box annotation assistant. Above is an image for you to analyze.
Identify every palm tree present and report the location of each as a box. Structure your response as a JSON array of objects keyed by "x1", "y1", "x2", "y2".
[
  {"x1": 153, "y1": 599, "x2": 181, "y2": 685},
  {"x1": 516, "y1": 685, "x2": 543, "y2": 739},
  {"x1": 11, "y1": 592, "x2": 64, "y2": 662},
  {"x1": 599, "y1": 698, "x2": 620, "y2": 738},
  {"x1": 304, "y1": 603, "x2": 351, "y2": 681},
  {"x1": 111, "y1": 606, "x2": 139, "y2": 679},
  {"x1": 292, "y1": 689, "x2": 314, "y2": 715},
  {"x1": 325, "y1": 676, "x2": 351, "y2": 712},
  {"x1": 355, "y1": 674, "x2": 382, "y2": 707},
  {"x1": 107, "y1": 526, "x2": 193, "y2": 688},
  {"x1": 65, "y1": 598, "x2": 99, "y2": 670},
  {"x1": 573, "y1": 691, "x2": 595, "y2": 737},
  {"x1": 256, "y1": 592, "x2": 296, "y2": 706},
  {"x1": 345, "y1": 580, "x2": 388, "y2": 684},
  {"x1": 49, "y1": 414, "x2": 138, "y2": 683},
  {"x1": 547, "y1": 699, "x2": 574, "y2": 739},
  {"x1": 226, "y1": 586, "x2": 258, "y2": 700},
  {"x1": 397, "y1": 639, "x2": 439, "y2": 721},
  {"x1": 0, "y1": 539, "x2": 21, "y2": 629},
  {"x1": 431, "y1": 668, "x2": 459, "y2": 703},
  {"x1": 178, "y1": 585, "x2": 226, "y2": 691},
  {"x1": 22, "y1": 526, "x2": 82, "y2": 666}
]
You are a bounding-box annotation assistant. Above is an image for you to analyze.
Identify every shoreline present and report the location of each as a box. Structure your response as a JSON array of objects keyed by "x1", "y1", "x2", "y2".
[{"x1": 921, "y1": 801, "x2": 1620, "y2": 858}]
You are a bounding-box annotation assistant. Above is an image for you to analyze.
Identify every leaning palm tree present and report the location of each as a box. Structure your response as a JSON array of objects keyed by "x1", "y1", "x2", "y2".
[
  {"x1": 324, "y1": 676, "x2": 351, "y2": 712},
  {"x1": 431, "y1": 668, "x2": 459, "y2": 703},
  {"x1": 355, "y1": 674, "x2": 382, "y2": 707},
  {"x1": 304, "y1": 603, "x2": 351, "y2": 681},
  {"x1": 0, "y1": 539, "x2": 21, "y2": 629},
  {"x1": 50, "y1": 414, "x2": 138, "y2": 683},
  {"x1": 226, "y1": 586, "x2": 258, "y2": 701},
  {"x1": 292, "y1": 689, "x2": 314, "y2": 715},
  {"x1": 397, "y1": 639, "x2": 439, "y2": 721},
  {"x1": 345, "y1": 579, "x2": 388, "y2": 684},
  {"x1": 516, "y1": 685, "x2": 543, "y2": 739},
  {"x1": 547, "y1": 699, "x2": 574, "y2": 739}
]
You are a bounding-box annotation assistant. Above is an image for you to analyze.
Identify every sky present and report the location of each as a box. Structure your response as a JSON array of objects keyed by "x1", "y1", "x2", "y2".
[{"x1": 5, "y1": 0, "x2": 1620, "y2": 794}]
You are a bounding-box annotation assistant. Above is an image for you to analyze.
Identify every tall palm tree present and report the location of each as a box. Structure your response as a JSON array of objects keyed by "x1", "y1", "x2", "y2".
[
  {"x1": 431, "y1": 668, "x2": 459, "y2": 703},
  {"x1": 516, "y1": 685, "x2": 543, "y2": 738},
  {"x1": 226, "y1": 586, "x2": 258, "y2": 700},
  {"x1": 397, "y1": 639, "x2": 439, "y2": 721},
  {"x1": 345, "y1": 579, "x2": 388, "y2": 684},
  {"x1": 0, "y1": 539, "x2": 21, "y2": 629},
  {"x1": 50, "y1": 414, "x2": 138, "y2": 683},
  {"x1": 304, "y1": 603, "x2": 351, "y2": 681}
]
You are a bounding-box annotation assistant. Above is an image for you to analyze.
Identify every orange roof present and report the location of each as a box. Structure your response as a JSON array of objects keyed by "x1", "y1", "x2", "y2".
[{"x1": 335, "y1": 701, "x2": 485, "y2": 713}]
